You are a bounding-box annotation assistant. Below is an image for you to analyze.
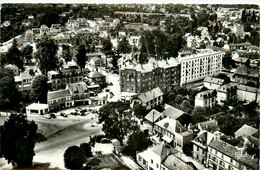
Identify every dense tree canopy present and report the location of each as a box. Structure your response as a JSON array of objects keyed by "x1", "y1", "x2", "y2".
[
  {"x1": 35, "y1": 40, "x2": 58, "y2": 74},
  {"x1": 0, "y1": 68, "x2": 21, "y2": 110},
  {"x1": 0, "y1": 114, "x2": 37, "y2": 167},
  {"x1": 21, "y1": 45, "x2": 33, "y2": 64},
  {"x1": 117, "y1": 37, "x2": 131, "y2": 56},
  {"x1": 5, "y1": 39, "x2": 24, "y2": 70},
  {"x1": 76, "y1": 45, "x2": 87, "y2": 71},
  {"x1": 80, "y1": 143, "x2": 93, "y2": 158},
  {"x1": 29, "y1": 75, "x2": 48, "y2": 104},
  {"x1": 99, "y1": 102, "x2": 133, "y2": 145},
  {"x1": 64, "y1": 145, "x2": 86, "y2": 169}
]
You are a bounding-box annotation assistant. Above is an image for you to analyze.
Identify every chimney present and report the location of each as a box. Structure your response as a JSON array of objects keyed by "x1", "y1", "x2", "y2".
[
  {"x1": 38, "y1": 101, "x2": 40, "y2": 104},
  {"x1": 252, "y1": 154, "x2": 256, "y2": 160}
]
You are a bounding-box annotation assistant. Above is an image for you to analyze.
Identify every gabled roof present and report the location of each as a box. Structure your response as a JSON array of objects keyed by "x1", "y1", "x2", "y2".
[
  {"x1": 138, "y1": 87, "x2": 163, "y2": 103},
  {"x1": 67, "y1": 82, "x2": 88, "y2": 94},
  {"x1": 26, "y1": 103, "x2": 48, "y2": 110},
  {"x1": 48, "y1": 89, "x2": 71, "y2": 100},
  {"x1": 163, "y1": 154, "x2": 193, "y2": 170},
  {"x1": 198, "y1": 119, "x2": 219, "y2": 132},
  {"x1": 145, "y1": 109, "x2": 162, "y2": 123},
  {"x1": 89, "y1": 71, "x2": 105, "y2": 78},
  {"x1": 155, "y1": 117, "x2": 184, "y2": 134},
  {"x1": 234, "y1": 124, "x2": 258, "y2": 138},
  {"x1": 162, "y1": 105, "x2": 186, "y2": 120},
  {"x1": 209, "y1": 139, "x2": 258, "y2": 169},
  {"x1": 192, "y1": 131, "x2": 215, "y2": 148}
]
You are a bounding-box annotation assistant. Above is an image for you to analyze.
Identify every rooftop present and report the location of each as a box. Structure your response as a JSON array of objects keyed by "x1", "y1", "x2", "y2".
[
  {"x1": 67, "y1": 82, "x2": 88, "y2": 94},
  {"x1": 162, "y1": 105, "x2": 186, "y2": 120},
  {"x1": 137, "y1": 87, "x2": 163, "y2": 103},
  {"x1": 145, "y1": 109, "x2": 162, "y2": 123},
  {"x1": 217, "y1": 83, "x2": 237, "y2": 92},
  {"x1": 198, "y1": 119, "x2": 219, "y2": 132},
  {"x1": 234, "y1": 124, "x2": 258, "y2": 138},
  {"x1": 209, "y1": 139, "x2": 258, "y2": 169},
  {"x1": 48, "y1": 89, "x2": 71, "y2": 100},
  {"x1": 26, "y1": 103, "x2": 48, "y2": 110},
  {"x1": 163, "y1": 154, "x2": 193, "y2": 170},
  {"x1": 234, "y1": 66, "x2": 259, "y2": 78},
  {"x1": 204, "y1": 76, "x2": 224, "y2": 85},
  {"x1": 155, "y1": 117, "x2": 184, "y2": 134},
  {"x1": 89, "y1": 71, "x2": 105, "y2": 78},
  {"x1": 237, "y1": 84, "x2": 260, "y2": 93}
]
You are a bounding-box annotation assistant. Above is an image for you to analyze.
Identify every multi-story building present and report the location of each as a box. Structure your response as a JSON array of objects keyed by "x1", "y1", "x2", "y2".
[
  {"x1": 88, "y1": 71, "x2": 106, "y2": 88},
  {"x1": 178, "y1": 49, "x2": 223, "y2": 86},
  {"x1": 237, "y1": 84, "x2": 260, "y2": 103},
  {"x1": 207, "y1": 139, "x2": 258, "y2": 170},
  {"x1": 132, "y1": 87, "x2": 164, "y2": 110},
  {"x1": 120, "y1": 58, "x2": 180, "y2": 93},
  {"x1": 195, "y1": 90, "x2": 217, "y2": 108},
  {"x1": 233, "y1": 66, "x2": 259, "y2": 88},
  {"x1": 66, "y1": 82, "x2": 90, "y2": 106},
  {"x1": 47, "y1": 89, "x2": 74, "y2": 111}
]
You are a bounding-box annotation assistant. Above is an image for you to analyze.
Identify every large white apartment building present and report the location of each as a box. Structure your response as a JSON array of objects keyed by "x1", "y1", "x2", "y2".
[{"x1": 178, "y1": 49, "x2": 224, "y2": 86}]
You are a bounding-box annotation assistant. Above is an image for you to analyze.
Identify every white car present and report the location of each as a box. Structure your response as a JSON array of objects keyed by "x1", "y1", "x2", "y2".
[{"x1": 43, "y1": 114, "x2": 51, "y2": 119}]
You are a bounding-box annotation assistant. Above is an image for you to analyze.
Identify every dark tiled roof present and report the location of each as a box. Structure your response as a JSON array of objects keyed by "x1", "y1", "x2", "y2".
[
  {"x1": 162, "y1": 106, "x2": 186, "y2": 120},
  {"x1": 209, "y1": 139, "x2": 258, "y2": 169},
  {"x1": 234, "y1": 66, "x2": 259, "y2": 78},
  {"x1": 198, "y1": 119, "x2": 220, "y2": 132}
]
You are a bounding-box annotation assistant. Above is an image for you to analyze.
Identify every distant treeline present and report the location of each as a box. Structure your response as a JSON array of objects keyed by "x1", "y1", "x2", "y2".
[{"x1": 211, "y1": 4, "x2": 259, "y2": 9}]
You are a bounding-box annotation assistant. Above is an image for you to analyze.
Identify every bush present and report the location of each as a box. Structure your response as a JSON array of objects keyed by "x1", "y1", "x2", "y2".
[
  {"x1": 80, "y1": 143, "x2": 93, "y2": 158},
  {"x1": 35, "y1": 133, "x2": 47, "y2": 143}
]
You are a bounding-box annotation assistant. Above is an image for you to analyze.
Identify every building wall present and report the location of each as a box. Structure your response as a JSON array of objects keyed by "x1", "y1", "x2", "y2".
[
  {"x1": 237, "y1": 89, "x2": 257, "y2": 102},
  {"x1": 120, "y1": 65, "x2": 180, "y2": 93},
  {"x1": 179, "y1": 51, "x2": 223, "y2": 86},
  {"x1": 137, "y1": 151, "x2": 161, "y2": 170},
  {"x1": 193, "y1": 144, "x2": 206, "y2": 165},
  {"x1": 48, "y1": 96, "x2": 74, "y2": 111},
  {"x1": 204, "y1": 82, "x2": 222, "y2": 90}
]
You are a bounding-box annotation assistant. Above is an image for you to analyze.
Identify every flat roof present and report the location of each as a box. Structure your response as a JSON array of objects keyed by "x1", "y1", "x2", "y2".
[{"x1": 26, "y1": 103, "x2": 48, "y2": 110}]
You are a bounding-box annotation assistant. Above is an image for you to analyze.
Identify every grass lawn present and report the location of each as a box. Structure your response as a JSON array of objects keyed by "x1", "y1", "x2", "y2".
[{"x1": 87, "y1": 154, "x2": 130, "y2": 170}]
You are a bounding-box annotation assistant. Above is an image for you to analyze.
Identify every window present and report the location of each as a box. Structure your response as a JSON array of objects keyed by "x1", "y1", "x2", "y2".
[
  {"x1": 197, "y1": 146, "x2": 199, "y2": 151},
  {"x1": 221, "y1": 153, "x2": 224, "y2": 158},
  {"x1": 156, "y1": 164, "x2": 158, "y2": 168},
  {"x1": 151, "y1": 159, "x2": 153, "y2": 164}
]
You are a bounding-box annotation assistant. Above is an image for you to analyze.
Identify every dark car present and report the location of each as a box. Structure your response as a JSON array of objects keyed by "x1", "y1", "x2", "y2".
[
  {"x1": 50, "y1": 113, "x2": 56, "y2": 118},
  {"x1": 60, "y1": 112, "x2": 68, "y2": 117},
  {"x1": 101, "y1": 138, "x2": 111, "y2": 144}
]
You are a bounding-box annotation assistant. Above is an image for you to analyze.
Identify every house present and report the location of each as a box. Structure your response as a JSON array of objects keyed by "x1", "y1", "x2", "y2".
[
  {"x1": 4, "y1": 64, "x2": 19, "y2": 76},
  {"x1": 26, "y1": 103, "x2": 49, "y2": 115},
  {"x1": 207, "y1": 139, "x2": 258, "y2": 170},
  {"x1": 192, "y1": 131, "x2": 215, "y2": 165},
  {"x1": 233, "y1": 66, "x2": 259, "y2": 87},
  {"x1": 133, "y1": 87, "x2": 163, "y2": 110},
  {"x1": 88, "y1": 71, "x2": 106, "y2": 88},
  {"x1": 154, "y1": 117, "x2": 192, "y2": 149},
  {"x1": 90, "y1": 57, "x2": 103, "y2": 67},
  {"x1": 89, "y1": 95, "x2": 108, "y2": 106},
  {"x1": 40, "y1": 25, "x2": 50, "y2": 36},
  {"x1": 233, "y1": 57, "x2": 250, "y2": 67},
  {"x1": 204, "y1": 76, "x2": 224, "y2": 90},
  {"x1": 14, "y1": 71, "x2": 33, "y2": 94},
  {"x1": 217, "y1": 83, "x2": 237, "y2": 105},
  {"x1": 66, "y1": 82, "x2": 90, "y2": 106},
  {"x1": 195, "y1": 90, "x2": 217, "y2": 108},
  {"x1": 162, "y1": 104, "x2": 192, "y2": 126},
  {"x1": 47, "y1": 89, "x2": 74, "y2": 111},
  {"x1": 234, "y1": 124, "x2": 258, "y2": 138},
  {"x1": 237, "y1": 84, "x2": 260, "y2": 103},
  {"x1": 137, "y1": 144, "x2": 192, "y2": 170}
]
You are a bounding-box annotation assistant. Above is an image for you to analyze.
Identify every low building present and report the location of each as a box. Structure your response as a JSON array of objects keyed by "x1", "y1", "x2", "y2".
[
  {"x1": 89, "y1": 95, "x2": 107, "y2": 106},
  {"x1": 90, "y1": 57, "x2": 103, "y2": 67},
  {"x1": 217, "y1": 83, "x2": 237, "y2": 105},
  {"x1": 234, "y1": 124, "x2": 258, "y2": 138},
  {"x1": 192, "y1": 131, "x2": 215, "y2": 166},
  {"x1": 133, "y1": 87, "x2": 163, "y2": 110},
  {"x1": 204, "y1": 76, "x2": 224, "y2": 90},
  {"x1": 88, "y1": 71, "x2": 106, "y2": 88},
  {"x1": 207, "y1": 139, "x2": 258, "y2": 170},
  {"x1": 195, "y1": 90, "x2": 217, "y2": 108},
  {"x1": 233, "y1": 57, "x2": 250, "y2": 67},
  {"x1": 26, "y1": 103, "x2": 49, "y2": 115},
  {"x1": 237, "y1": 84, "x2": 260, "y2": 103},
  {"x1": 47, "y1": 89, "x2": 74, "y2": 111}
]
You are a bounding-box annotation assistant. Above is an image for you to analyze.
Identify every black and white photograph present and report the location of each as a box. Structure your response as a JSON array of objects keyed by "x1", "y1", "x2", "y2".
[{"x1": 0, "y1": 0, "x2": 259, "y2": 169}]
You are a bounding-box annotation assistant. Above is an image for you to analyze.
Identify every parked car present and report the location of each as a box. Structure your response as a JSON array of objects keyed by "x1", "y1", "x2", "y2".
[
  {"x1": 50, "y1": 113, "x2": 56, "y2": 118},
  {"x1": 71, "y1": 112, "x2": 79, "y2": 116},
  {"x1": 60, "y1": 112, "x2": 68, "y2": 117},
  {"x1": 101, "y1": 138, "x2": 111, "y2": 144},
  {"x1": 43, "y1": 114, "x2": 51, "y2": 119},
  {"x1": 75, "y1": 107, "x2": 82, "y2": 112}
]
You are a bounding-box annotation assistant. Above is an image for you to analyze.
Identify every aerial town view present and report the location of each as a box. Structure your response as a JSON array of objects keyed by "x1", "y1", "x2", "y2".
[{"x1": 0, "y1": 1, "x2": 259, "y2": 170}]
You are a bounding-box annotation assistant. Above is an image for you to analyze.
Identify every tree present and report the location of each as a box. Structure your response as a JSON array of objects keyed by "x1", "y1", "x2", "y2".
[
  {"x1": 62, "y1": 44, "x2": 71, "y2": 63},
  {"x1": 0, "y1": 114, "x2": 37, "y2": 167},
  {"x1": 35, "y1": 40, "x2": 58, "y2": 74},
  {"x1": 117, "y1": 37, "x2": 131, "y2": 58},
  {"x1": 29, "y1": 75, "x2": 48, "y2": 103},
  {"x1": 80, "y1": 143, "x2": 93, "y2": 158},
  {"x1": 5, "y1": 39, "x2": 24, "y2": 70},
  {"x1": 111, "y1": 52, "x2": 119, "y2": 70},
  {"x1": 180, "y1": 100, "x2": 192, "y2": 114},
  {"x1": 102, "y1": 38, "x2": 113, "y2": 68},
  {"x1": 76, "y1": 45, "x2": 87, "y2": 72},
  {"x1": 64, "y1": 145, "x2": 86, "y2": 169},
  {"x1": 0, "y1": 68, "x2": 21, "y2": 110},
  {"x1": 139, "y1": 43, "x2": 148, "y2": 65},
  {"x1": 99, "y1": 102, "x2": 133, "y2": 145},
  {"x1": 133, "y1": 104, "x2": 147, "y2": 119},
  {"x1": 122, "y1": 131, "x2": 152, "y2": 159},
  {"x1": 21, "y1": 45, "x2": 33, "y2": 64}
]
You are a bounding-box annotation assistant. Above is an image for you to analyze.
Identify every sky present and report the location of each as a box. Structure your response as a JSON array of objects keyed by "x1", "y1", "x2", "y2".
[{"x1": 1, "y1": 0, "x2": 259, "y2": 4}]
